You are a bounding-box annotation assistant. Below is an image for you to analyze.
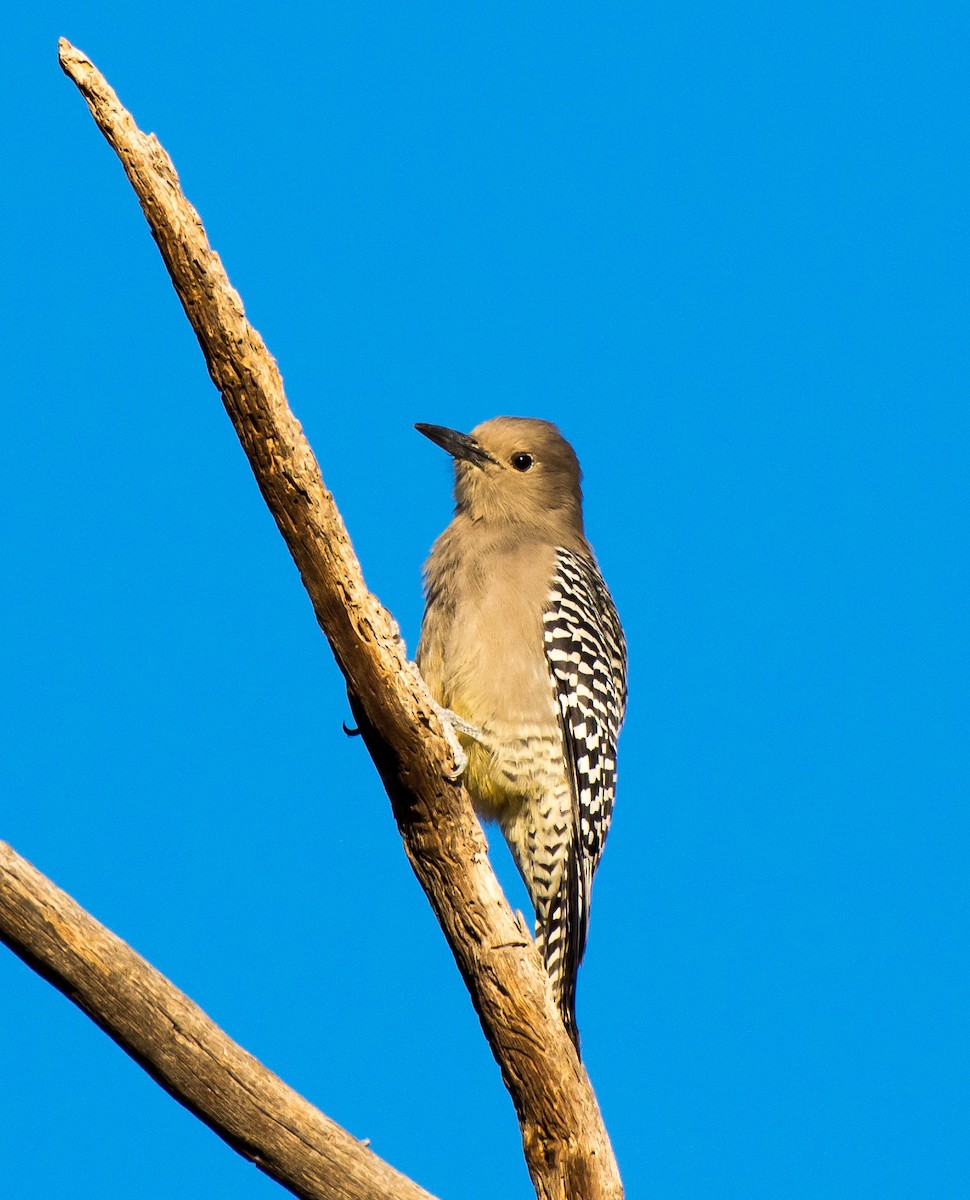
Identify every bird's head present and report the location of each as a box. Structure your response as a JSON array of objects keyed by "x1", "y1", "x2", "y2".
[{"x1": 415, "y1": 416, "x2": 584, "y2": 532}]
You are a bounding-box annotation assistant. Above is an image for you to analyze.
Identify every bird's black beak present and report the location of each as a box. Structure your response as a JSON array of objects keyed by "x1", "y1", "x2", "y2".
[{"x1": 414, "y1": 423, "x2": 500, "y2": 467}]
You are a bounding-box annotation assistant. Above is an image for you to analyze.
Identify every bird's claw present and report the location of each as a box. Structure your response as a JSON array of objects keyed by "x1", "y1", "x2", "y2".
[
  {"x1": 441, "y1": 724, "x2": 468, "y2": 781},
  {"x1": 406, "y1": 660, "x2": 478, "y2": 779}
]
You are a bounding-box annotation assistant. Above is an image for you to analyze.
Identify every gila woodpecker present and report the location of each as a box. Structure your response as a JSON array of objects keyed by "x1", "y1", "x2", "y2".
[{"x1": 415, "y1": 417, "x2": 627, "y2": 1047}]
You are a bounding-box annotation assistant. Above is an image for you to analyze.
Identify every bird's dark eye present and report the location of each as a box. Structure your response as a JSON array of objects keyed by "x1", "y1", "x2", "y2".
[{"x1": 511, "y1": 452, "x2": 534, "y2": 472}]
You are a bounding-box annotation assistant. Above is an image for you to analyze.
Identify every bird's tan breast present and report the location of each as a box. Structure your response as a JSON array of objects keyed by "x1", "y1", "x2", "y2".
[{"x1": 419, "y1": 532, "x2": 560, "y2": 730}]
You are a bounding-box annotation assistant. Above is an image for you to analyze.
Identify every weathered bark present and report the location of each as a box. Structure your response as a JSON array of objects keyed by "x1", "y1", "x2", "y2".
[
  {"x1": 0, "y1": 842, "x2": 435, "y2": 1200},
  {"x1": 35, "y1": 38, "x2": 624, "y2": 1200}
]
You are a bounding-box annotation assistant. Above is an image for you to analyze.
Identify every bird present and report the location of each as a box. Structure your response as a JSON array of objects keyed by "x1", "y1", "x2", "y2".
[{"x1": 414, "y1": 417, "x2": 627, "y2": 1048}]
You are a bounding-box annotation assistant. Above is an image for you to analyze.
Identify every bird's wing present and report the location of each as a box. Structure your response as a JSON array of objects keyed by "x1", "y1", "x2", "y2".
[{"x1": 543, "y1": 547, "x2": 627, "y2": 975}]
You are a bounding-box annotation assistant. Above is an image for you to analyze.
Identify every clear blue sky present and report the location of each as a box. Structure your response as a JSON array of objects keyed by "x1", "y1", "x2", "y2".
[{"x1": 3, "y1": 5, "x2": 968, "y2": 1198}]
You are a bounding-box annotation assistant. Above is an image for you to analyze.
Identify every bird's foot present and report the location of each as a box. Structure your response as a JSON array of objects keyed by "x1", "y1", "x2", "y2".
[
  {"x1": 406, "y1": 661, "x2": 482, "y2": 780},
  {"x1": 443, "y1": 710, "x2": 484, "y2": 742}
]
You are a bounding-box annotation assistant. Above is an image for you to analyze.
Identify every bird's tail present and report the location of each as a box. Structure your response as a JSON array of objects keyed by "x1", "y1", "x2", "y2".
[
  {"x1": 536, "y1": 854, "x2": 588, "y2": 1053},
  {"x1": 499, "y1": 779, "x2": 589, "y2": 1051}
]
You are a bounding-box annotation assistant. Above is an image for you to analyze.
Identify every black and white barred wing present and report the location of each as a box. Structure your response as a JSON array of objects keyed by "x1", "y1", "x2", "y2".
[{"x1": 543, "y1": 547, "x2": 628, "y2": 966}]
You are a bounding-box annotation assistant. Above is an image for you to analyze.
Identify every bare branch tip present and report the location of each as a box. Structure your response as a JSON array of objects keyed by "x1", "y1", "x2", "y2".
[{"x1": 57, "y1": 38, "x2": 83, "y2": 68}]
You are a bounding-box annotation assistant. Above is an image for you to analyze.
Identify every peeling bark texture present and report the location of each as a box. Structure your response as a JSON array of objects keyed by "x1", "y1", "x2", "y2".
[
  {"x1": 49, "y1": 38, "x2": 624, "y2": 1200},
  {"x1": 0, "y1": 842, "x2": 435, "y2": 1200}
]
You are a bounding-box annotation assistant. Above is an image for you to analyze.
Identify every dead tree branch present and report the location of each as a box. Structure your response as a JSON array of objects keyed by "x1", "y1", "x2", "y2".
[
  {"x1": 25, "y1": 38, "x2": 624, "y2": 1200},
  {"x1": 0, "y1": 841, "x2": 435, "y2": 1200}
]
